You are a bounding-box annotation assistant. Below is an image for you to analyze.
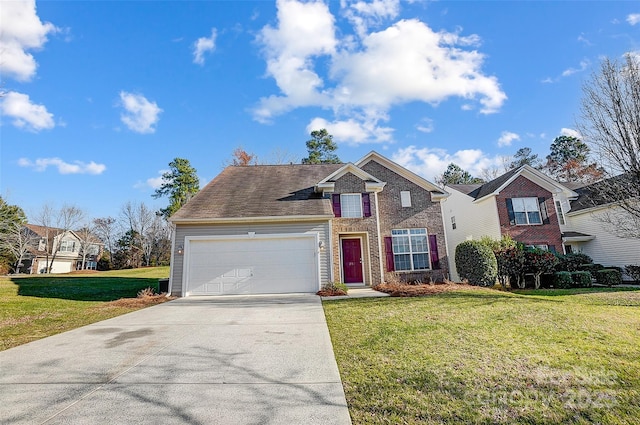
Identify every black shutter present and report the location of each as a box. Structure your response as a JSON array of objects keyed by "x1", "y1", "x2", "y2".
[
  {"x1": 538, "y1": 197, "x2": 550, "y2": 224},
  {"x1": 332, "y1": 194, "x2": 341, "y2": 217},
  {"x1": 506, "y1": 198, "x2": 516, "y2": 225}
]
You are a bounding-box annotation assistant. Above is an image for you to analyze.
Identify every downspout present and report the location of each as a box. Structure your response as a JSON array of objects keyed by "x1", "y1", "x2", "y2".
[{"x1": 374, "y1": 191, "x2": 384, "y2": 285}]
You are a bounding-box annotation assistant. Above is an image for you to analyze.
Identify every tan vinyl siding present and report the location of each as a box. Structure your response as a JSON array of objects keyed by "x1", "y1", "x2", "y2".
[
  {"x1": 170, "y1": 221, "x2": 331, "y2": 296},
  {"x1": 442, "y1": 189, "x2": 501, "y2": 281},
  {"x1": 566, "y1": 206, "x2": 640, "y2": 271}
]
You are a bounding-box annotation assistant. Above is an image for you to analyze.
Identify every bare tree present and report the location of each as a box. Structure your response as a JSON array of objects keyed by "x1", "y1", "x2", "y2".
[
  {"x1": 0, "y1": 221, "x2": 38, "y2": 273},
  {"x1": 120, "y1": 201, "x2": 155, "y2": 266},
  {"x1": 48, "y1": 205, "x2": 85, "y2": 273},
  {"x1": 576, "y1": 53, "x2": 640, "y2": 236},
  {"x1": 93, "y1": 217, "x2": 117, "y2": 265},
  {"x1": 75, "y1": 222, "x2": 101, "y2": 270}
]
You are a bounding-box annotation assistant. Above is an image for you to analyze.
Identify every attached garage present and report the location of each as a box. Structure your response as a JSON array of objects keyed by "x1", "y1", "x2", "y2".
[{"x1": 183, "y1": 234, "x2": 320, "y2": 296}]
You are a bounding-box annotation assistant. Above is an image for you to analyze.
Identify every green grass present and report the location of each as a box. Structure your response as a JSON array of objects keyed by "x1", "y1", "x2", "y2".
[
  {"x1": 0, "y1": 267, "x2": 170, "y2": 351},
  {"x1": 323, "y1": 287, "x2": 640, "y2": 424}
]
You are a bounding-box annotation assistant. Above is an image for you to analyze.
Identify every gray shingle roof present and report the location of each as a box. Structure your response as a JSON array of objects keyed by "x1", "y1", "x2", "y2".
[
  {"x1": 171, "y1": 164, "x2": 345, "y2": 221},
  {"x1": 570, "y1": 173, "x2": 638, "y2": 213}
]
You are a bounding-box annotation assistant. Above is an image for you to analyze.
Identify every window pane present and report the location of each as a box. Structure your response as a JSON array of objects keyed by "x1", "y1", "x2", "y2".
[
  {"x1": 392, "y1": 229, "x2": 408, "y2": 235},
  {"x1": 392, "y1": 236, "x2": 410, "y2": 253},
  {"x1": 523, "y1": 197, "x2": 539, "y2": 211},
  {"x1": 514, "y1": 212, "x2": 528, "y2": 225},
  {"x1": 410, "y1": 235, "x2": 428, "y2": 252},
  {"x1": 412, "y1": 253, "x2": 429, "y2": 270},
  {"x1": 528, "y1": 211, "x2": 542, "y2": 224},
  {"x1": 394, "y1": 254, "x2": 411, "y2": 271},
  {"x1": 409, "y1": 229, "x2": 426, "y2": 235},
  {"x1": 512, "y1": 198, "x2": 526, "y2": 212}
]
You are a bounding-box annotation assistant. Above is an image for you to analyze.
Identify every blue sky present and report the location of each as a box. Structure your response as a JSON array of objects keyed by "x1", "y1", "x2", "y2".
[{"x1": 1, "y1": 0, "x2": 639, "y2": 222}]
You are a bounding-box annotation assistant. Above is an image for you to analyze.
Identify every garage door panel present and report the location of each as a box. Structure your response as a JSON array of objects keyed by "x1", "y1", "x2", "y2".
[{"x1": 185, "y1": 236, "x2": 319, "y2": 296}]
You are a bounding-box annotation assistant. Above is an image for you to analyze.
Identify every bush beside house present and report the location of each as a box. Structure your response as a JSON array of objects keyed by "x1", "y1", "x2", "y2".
[{"x1": 455, "y1": 240, "x2": 497, "y2": 287}]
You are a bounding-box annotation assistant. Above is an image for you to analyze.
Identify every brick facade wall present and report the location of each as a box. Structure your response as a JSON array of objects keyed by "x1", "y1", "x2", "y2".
[
  {"x1": 329, "y1": 161, "x2": 449, "y2": 285},
  {"x1": 495, "y1": 175, "x2": 563, "y2": 250}
]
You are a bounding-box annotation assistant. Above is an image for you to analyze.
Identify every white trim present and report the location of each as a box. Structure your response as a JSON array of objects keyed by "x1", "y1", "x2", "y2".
[
  {"x1": 374, "y1": 192, "x2": 384, "y2": 284},
  {"x1": 339, "y1": 234, "x2": 367, "y2": 285},
  {"x1": 355, "y1": 151, "x2": 446, "y2": 195},
  {"x1": 170, "y1": 215, "x2": 333, "y2": 224},
  {"x1": 474, "y1": 165, "x2": 579, "y2": 203},
  {"x1": 167, "y1": 222, "x2": 176, "y2": 297},
  {"x1": 316, "y1": 163, "x2": 385, "y2": 193},
  {"x1": 181, "y1": 233, "x2": 320, "y2": 297}
]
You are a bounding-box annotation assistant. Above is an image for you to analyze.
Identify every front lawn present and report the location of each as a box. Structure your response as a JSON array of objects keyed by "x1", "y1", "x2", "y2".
[
  {"x1": 0, "y1": 267, "x2": 171, "y2": 351},
  {"x1": 323, "y1": 286, "x2": 640, "y2": 424}
]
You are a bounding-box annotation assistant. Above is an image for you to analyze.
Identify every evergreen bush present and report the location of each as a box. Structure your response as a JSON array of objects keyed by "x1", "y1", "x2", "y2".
[{"x1": 455, "y1": 240, "x2": 498, "y2": 287}]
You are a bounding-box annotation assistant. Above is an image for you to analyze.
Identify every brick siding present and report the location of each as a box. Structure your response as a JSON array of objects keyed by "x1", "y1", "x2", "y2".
[
  {"x1": 495, "y1": 175, "x2": 563, "y2": 250},
  {"x1": 329, "y1": 162, "x2": 449, "y2": 285}
]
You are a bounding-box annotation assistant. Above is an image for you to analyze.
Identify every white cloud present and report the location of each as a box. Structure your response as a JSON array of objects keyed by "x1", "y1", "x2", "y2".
[
  {"x1": 342, "y1": 0, "x2": 401, "y2": 37},
  {"x1": 118, "y1": 91, "x2": 162, "y2": 134},
  {"x1": 561, "y1": 59, "x2": 589, "y2": 77},
  {"x1": 254, "y1": 0, "x2": 337, "y2": 123},
  {"x1": 18, "y1": 157, "x2": 106, "y2": 175},
  {"x1": 134, "y1": 169, "x2": 168, "y2": 190},
  {"x1": 307, "y1": 114, "x2": 393, "y2": 145},
  {"x1": 254, "y1": 1, "x2": 506, "y2": 134},
  {"x1": 193, "y1": 28, "x2": 217, "y2": 65},
  {"x1": 1, "y1": 91, "x2": 55, "y2": 131},
  {"x1": 0, "y1": 0, "x2": 58, "y2": 81},
  {"x1": 497, "y1": 131, "x2": 520, "y2": 147},
  {"x1": 627, "y1": 13, "x2": 640, "y2": 25},
  {"x1": 560, "y1": 128, "x2": 581, "y2": 139},
  {"x1": 391, "y1": 145, "x2": 504, "y2": 182},
  {"x1": 544, "y1": 59, "x2": 590, "y2": 83},
  {"x1": 416, "y1": 117, "x2": 434, "y2": 134}
]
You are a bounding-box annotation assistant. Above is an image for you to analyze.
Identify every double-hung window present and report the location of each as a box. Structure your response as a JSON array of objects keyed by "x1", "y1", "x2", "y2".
[
  {"x1": 512, "y1": 197, "x2": 542, "y2": 225},
  {"x1": 59, "y1": 240, "x2": 76, "y2": 252},
  {"x1": 555, "y1": 200, "x2": 566, "y2": 225},
  {"x1": 391, "y1": 229, "x2": 430, "y2": 271},
  {"x1": 340, "y1": 194, "x2": 363, "y2": 218}
]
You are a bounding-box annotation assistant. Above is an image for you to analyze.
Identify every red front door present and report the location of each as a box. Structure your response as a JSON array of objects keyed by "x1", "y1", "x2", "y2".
[{"x1": 342, "y1": 238, "x2": 363, "y2": 283}]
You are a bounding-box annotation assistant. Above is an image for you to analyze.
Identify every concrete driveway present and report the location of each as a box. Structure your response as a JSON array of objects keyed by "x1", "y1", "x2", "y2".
[{"x1": 0, "y1": 294, "x2": 352, "y2": 425}]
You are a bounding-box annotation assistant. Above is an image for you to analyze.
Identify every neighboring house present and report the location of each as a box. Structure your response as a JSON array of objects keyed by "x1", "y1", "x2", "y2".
[
  {"x1": 168, "y1": 151, "x2": 449, "y2": 297},
  {"x1": 563, "y1": 175, "x2": 640, "y2": 272},
  {"x1": 21, "y1": 224, "x2": 103, "y2": 274},
  {"x1": 442, "y1": 165, "x2": 579, "y2": 281},
  {"x1": 443, "y1": 166, "x2": 640, "y2": 281}
]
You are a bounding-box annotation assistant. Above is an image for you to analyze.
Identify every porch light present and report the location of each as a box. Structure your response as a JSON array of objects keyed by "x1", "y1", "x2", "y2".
[{"x1": 177, "y1": 245, "x2": 184, "y2": 255}]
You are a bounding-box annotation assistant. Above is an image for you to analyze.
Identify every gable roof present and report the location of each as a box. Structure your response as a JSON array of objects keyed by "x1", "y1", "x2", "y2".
[
  {"x1": 447, "y1": 165, "x2": 578, "y2": 201},
  {"x1": 355, "y1": 151, "x2": 447, "y2": 197},
  {"x1": 316, "y1": 163, "x2": 386, "y2": 193},
  {"x1": 170, "y1": 164, "x2": 344, "y2": 223}
]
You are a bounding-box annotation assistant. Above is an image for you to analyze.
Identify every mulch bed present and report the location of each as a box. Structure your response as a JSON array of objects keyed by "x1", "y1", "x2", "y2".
[
  {"x1": 373, "y1": 282, "x2": 487, "y2": 297},
  {"x1": 96, "y1": 294, "x2": 175, "y2": 309}
]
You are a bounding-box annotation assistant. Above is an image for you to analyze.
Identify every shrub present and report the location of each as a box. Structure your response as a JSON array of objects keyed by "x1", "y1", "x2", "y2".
[
  {"x1": 524, "y1": 249, "x2": 559, "y2": 289},
  {"x1": 317, "y1": 282, "x2": 348, "y2": 296},
  {"x1": 479, "y1": 234, "x2": 519, "y2": 252},
  {"x1": 495, "y1": 247, "x2": 525, "y2": 288},
  {"x1": 553, "y1": 271, "x2": 573, "y2": 289},
  {"x1": 571, "y1": 271, "x2": 592, "y2": 288},
  {"x1": 578, "y1": 263, "x2": 604, "y2": 274},
  {"x1": 595, "y1": 269, "x2": 622, "y2": 287},
  {"x1": 455, "y1": 240, "x2": 497, "y2": 287},
  {"x1": 625, "y1": 265, "x2": 640, "y2": 282},
  {"x1": 556, "y1": 252, "x2": 593, "y2": 272}
]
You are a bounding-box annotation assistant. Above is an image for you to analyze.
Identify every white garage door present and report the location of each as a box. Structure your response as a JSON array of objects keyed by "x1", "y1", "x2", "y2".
[{"x1": 184, "y1": 234, "x2": 319, "y2": 296}]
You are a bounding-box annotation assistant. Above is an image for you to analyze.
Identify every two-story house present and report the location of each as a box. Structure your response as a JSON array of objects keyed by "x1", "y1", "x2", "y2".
[
  {"x1": 23, "y1": 224, "x2": 102, "y2": 274},
  {"x1": 168, "y1": 151, "x2": 449, "y2": 297},
  {"x1": 442, "y1": 165, "x2": 579, "y2": 281},
  {"x1": 442, "y1": 166, "x2": 640, "y2": 280}
]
